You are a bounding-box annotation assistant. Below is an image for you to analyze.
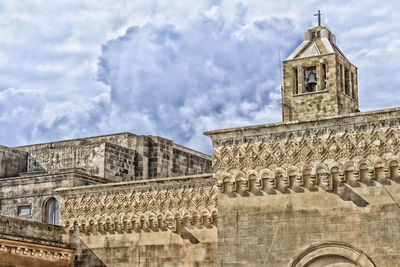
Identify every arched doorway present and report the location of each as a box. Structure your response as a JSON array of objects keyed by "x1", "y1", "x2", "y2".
[
  {"x1": 291, "y1": 242, "x2": 375, "y2": 267},
  {"x1": 44, "y1": 197, "x2": 59, "y2": 225}
]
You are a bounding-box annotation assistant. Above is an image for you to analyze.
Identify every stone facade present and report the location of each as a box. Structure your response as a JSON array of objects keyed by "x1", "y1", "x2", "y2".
[
  {"x1": 0, "y1": 133, "x2": 213, "y2": 266},
  {"x1": 205, "y1": 107, "x2": 400, "y2": 266},
  {"x1": 0, "y1": 133, "x2": 211, "y2": 224}
]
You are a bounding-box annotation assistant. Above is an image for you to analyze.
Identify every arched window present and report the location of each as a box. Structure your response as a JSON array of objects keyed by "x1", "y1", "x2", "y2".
[{"x1": 44, "y1": 197, "x2": 59, "y2": 225}]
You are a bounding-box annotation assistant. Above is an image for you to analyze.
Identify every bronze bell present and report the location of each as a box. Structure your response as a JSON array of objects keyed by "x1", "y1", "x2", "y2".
[{"x1": 306, "y1": 72, "x2": 317, "y2": 86}]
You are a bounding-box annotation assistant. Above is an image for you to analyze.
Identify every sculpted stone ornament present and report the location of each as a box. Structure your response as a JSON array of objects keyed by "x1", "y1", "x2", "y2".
[
  {"x1": 206, "y1": 115, "x2": 400, "y2": 199},
  {"x1": 57, "y1": 175, "x2": 217, "y2": 235}
]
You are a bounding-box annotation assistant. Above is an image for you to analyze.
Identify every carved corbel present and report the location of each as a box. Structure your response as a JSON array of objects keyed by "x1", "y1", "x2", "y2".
[
  {"x1": 193, "y1": 214, "x2": 202, "y2": 228},
  {"x1": 80, "y1": 222, "x2": 87, "y2": 234},
  {"x1": 268, "y1": 177, "x2": 276, "y2": 188},
  {"x1": 104, "y1": 219, "x2": 113, "y2": 232},
  {"x1": 141, "y1": 219, "x2": 150, "y2": 230},
  {"x1": 384, "y1": 168, "x2": 390, "y2": 179},
  {"x1": 281, "y1": 176, "x2": 290, "y2": 188},
  {"x1": 368, "y1": 169, "x2": 375, "y2": 180},
  {"x1": 73, "y1": 221, "x2": 79, "y2": 232},
  {"x1": 240, "y1": 180, "x2": 249, "y2": 191},
  {"x1": 132, "y1": 219, "x2": 140, "y2": 231},
  {"x1": 310, "y1": 174, "x2": 317, "y2": 186},
  {"x1": 88, "y1": 221, "x2": 95, "y2": 233},
  {"x1": 295, "y1": 175, "x2": 304, "y2": 186},
  {"x1": 228, "y1": 181, "x2": 237, "y2": 192},
  {"x1": 157, "y1": 216, "x2": 167, "y2": 230},
  {"x1": 149, "y1": 217, "x2": 158, "y2": 230},
  {"x1": 166, "y1": 215, "x2": 177, "y2": 232},
  {"x1": 353, "y1": 170, "x2": 360, "y2": 181},
  {"x1": 183, "y1": 213, "x2": 192, "y2": 227},
  {"x1": 211, "y1": 211, "x2": 218, "y2": 226},
  {"x1": 255, "y1": 178, "x2": 263, "y2": 189},
  {"x1": 114, "y1": 220, "x2": 122, "y2": 232},
  {"x1": 97, "y1": 221, "x2": 105, "y2": 233},
  {"x1": 338, "y1": 172, "x2": 345, "y2": 183},
  {"x1": 216, "y1": 181, "x2": 223, "y2": 192},
  {"x1": 320, "y1": 173, "x2": 333, "y2": 191}
]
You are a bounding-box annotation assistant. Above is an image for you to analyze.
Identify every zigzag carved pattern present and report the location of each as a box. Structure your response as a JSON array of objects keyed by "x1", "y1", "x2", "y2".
[
  {"x1": 59, "y1": 181, "x2": 217, "y2": 233},
  {"x1": 213, "y1": 127, "x2": 400, "y2": 173}
]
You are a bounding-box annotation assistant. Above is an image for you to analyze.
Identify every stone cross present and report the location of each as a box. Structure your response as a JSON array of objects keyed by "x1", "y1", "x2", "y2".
[{"x1": 314, "y1": 10, "x2": 323, "y2": 26}]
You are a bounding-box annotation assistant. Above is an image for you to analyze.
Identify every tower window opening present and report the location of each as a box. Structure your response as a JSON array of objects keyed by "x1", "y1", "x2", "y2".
[
  {"x1": 345, "y1": 69, "x2": 350, "y2": 95},
  {"x1": 317, "y1": 31, "x2": 321, "y2": 38},
  {"x1": 293, "y1": 67, "x2": 299, "y2": 94},
  {"x1": 322, "y1": 64, "x2": 327, "y2": 90},
  {"x1": 351, "y1": 72, "x2": 355, "y2": 99},
  {"x1": 339, "y1": 64, "x2": 343, "y2": 92},
  {"x1": 303, "y1": 66, "x2": 317, "y2": 93},
  {"x1": 312, "y1": 32, "x2": 316, "y2": 39}
]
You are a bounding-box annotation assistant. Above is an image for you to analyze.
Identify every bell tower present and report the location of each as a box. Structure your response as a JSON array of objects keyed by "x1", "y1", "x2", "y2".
[{"x1": 282, "y1": 11, "x2": 359, "y2": 122}]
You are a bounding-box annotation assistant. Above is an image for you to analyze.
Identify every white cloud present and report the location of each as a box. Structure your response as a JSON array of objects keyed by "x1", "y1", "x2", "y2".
[{"x1": 0, "y1": 0, "x2": 399, "y2": 154}]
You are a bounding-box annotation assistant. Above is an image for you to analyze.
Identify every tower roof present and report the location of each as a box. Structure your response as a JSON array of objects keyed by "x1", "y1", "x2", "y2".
[{"x1": 286, "y1": 26, "x2": 348, "y2": 61}]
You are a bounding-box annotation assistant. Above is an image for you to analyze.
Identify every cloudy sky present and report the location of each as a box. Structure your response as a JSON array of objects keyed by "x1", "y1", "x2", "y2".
[{"x1": 0, "y1": 1, "x2": 399, "y2": 154}]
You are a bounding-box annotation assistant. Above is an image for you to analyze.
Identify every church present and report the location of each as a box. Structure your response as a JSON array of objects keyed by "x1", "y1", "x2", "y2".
[{"x1": 0, "y1": 13, "x2": 399, "y2": 266}]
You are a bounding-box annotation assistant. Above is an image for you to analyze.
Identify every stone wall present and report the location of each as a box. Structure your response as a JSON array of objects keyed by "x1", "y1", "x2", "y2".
[
  {"x1": 217, "y1": 189, "x2": 396, "y2": 266},
  {"x1": 205, "y1": 107, "x2": 400, "y2": 266},
  {"x1": 18, "y1": 141, "x2": 136, "y2": 182},
  {"x1": 56, "y1": 173, "x2": 217, "y2": 267},
  {"x1": 0, "y1": 169, "x2": 105, "y2": 222},
  {"x1": 104, "y1": 142, "x2": 135, "y2": 182},
  {"x1": 16, "y1": 132, "x2": 212, "y2": 181},
  {"x1": 0, "y1": 145, "x2": 27, "y2": 178},
  {"x1": 134, "y1": 136, "x2": 212, "y2": 180}
]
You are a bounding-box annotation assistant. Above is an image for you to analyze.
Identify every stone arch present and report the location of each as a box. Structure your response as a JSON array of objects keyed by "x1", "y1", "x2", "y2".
[{"x1": 291, "y1": 242, "x2": 375, "y2": 267}]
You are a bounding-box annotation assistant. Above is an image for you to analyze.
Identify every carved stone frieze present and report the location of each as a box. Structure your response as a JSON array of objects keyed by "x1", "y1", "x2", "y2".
[
  {"x1": 57, "y1": 175, "x2": 217, "y2": 234},
  {"x1": 0, "y1": 239, "x2": 73, "y2": 261},
  {"x1": 207, "y1": 113, "x2": 400, "y2": 194}
]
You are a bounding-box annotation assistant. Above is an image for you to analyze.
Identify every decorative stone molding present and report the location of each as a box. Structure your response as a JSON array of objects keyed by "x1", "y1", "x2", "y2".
[
  {"x1": 56, "y1": 174, "x2": 217, "y2": 234},
  {"x1": 291, "y1": 242, "x2": 376, "y2": 267},
  {"x1": 0, "y1": 238, "x2": 73, "y2": 261}
]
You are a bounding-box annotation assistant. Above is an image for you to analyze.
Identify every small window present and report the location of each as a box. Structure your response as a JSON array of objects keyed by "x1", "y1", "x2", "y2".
[
  {"x1": 18, "y1": 205, "x2": 31, "y2": 216},
  {"x1": 312, "y1": 32, "x2": 316, "y2": 39},
  {"x1": 317, "y1": 31, "x2": 321, "y2": 38},
  {"x1": 351, "y1": 72, "x2": 355, "y2": 98}
]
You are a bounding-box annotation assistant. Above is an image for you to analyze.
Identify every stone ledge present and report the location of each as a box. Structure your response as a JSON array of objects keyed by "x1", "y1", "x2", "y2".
[{"x1": 204, "y1": 106, "x2": 400, "y2": 138}]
